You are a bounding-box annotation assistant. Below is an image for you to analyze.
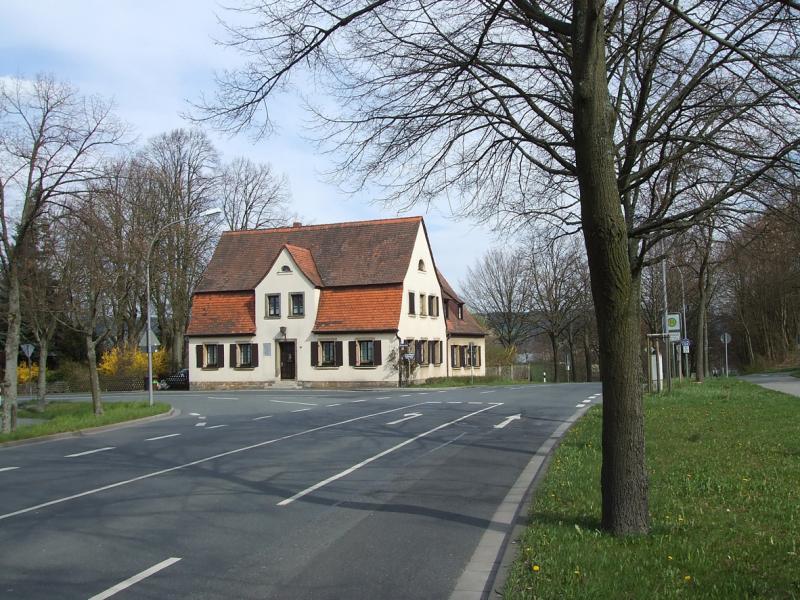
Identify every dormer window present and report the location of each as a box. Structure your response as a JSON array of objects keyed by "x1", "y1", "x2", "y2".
[
  {"x1": 418, "y1": 259, "x2": 426, "y2": 271},
  {"x1": 280, "y1": 265, "x2": 292, "y2": 273}
]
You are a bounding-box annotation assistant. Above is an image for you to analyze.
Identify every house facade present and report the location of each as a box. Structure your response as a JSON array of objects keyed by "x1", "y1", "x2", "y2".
[{"x1": 186, "y1": 217, "x2": 486, "y2": 389}]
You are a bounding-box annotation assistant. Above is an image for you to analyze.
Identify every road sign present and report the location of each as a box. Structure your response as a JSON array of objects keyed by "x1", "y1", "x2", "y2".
[
  {"x1": 666, "y1": 313, "x2": 681, "y2": 332},
  {"x1": 681, "y1": 338, "x2": 691, "y2": 354},
  {"x1": 720, "y1": 333, "x2": 732, "y2": 344},
  {"x1": 403, "y1": 353, "x2": 415, "y2": 360},
  {"x1": 21, "y1": 343, "x2": 34, "y2": 358}
]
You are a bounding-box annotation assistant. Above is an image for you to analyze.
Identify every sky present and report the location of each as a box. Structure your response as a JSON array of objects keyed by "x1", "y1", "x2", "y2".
[{"x1": 0, "y1": 0, "x2": 504, "y2": 291}]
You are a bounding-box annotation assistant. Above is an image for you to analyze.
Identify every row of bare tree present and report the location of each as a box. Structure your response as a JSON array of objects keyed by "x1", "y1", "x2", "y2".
[
  {"x1": 461, "y1": 234, "x2": 595, "y2": 383},
  {"x1": 0, "y1": 75, "x2": 291, "y2": 431}
]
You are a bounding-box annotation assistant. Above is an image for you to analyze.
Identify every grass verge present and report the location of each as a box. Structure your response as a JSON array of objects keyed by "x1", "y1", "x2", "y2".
[
  {"x1": 503, "y1": 379, "x2": 800, "y2": 599},
  {"x1": 2, "y1": 401, "x2": 171, "y2": 443}
]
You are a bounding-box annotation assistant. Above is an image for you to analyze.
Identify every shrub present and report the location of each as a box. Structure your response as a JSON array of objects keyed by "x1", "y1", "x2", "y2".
[
  {"x1": 99, "y1": 345, "x2": 168, "y2": 378},
  {"x1": 18, "y1": 362, "x2": 39, "y2": 384}
]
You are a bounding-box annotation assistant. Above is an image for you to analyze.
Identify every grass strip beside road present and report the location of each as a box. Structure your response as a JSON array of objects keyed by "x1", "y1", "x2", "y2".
[
  {"x1": 2, "y1": 401, "x2": 171, "y2": 443},
  {"x1": 504, "y1": 379, "x2": 800, "y2": 599}
]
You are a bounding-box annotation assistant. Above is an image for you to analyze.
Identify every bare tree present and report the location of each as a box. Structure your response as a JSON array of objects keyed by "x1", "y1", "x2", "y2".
[
  {"x1": 60, "y1": 199, "x2": 123, "y2": 416},
  {"x1": 220, "y1": 157, "x2": 290, "y2": 230},
  {"x1": 141, "y1": 129, "x2": 219, "y2": 370},
  {"x1": 527, "y1": 236, "x2": 584, "y2": 382},
  {"x1": 197, "y1": 1, "x2": 800, "y2": 534},
  {"x1": 0, "y1": 75, "x2": 123, "y2": 431},
  {"x1": 460, "y1": 247, "x2": 535, "y2": 350}
]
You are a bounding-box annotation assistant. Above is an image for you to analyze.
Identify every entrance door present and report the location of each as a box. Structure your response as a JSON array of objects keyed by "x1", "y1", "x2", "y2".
[{"x1": 279, "y1": 341, "x2": 296, "y2": 380}]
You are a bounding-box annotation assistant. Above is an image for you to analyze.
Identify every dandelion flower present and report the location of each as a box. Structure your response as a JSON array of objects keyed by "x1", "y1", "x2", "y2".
[
  {"x1": 532, "y1": 565, "x2": 540, "y2": 573},
  {"x1": 684, "y1": 575, "x2": 692, "y2": 583}
]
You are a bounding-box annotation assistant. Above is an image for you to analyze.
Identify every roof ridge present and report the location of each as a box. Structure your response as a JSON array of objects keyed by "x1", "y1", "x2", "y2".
[{"x1": 221, "y1": 216, "x2": 422, "y2": 236}]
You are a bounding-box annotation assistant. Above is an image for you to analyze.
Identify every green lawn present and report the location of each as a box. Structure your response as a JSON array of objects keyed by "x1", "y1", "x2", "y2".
[
  {"x1": 504, "y1": 379, "x2": 800, "y2": 599},
  {"x1": 2, "y1": 401, "x2": 171, "y2": 443}
]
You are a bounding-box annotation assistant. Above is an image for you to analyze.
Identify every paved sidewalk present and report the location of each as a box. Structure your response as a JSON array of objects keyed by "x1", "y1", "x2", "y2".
[{"x1": 741, "y1": 373, "x2": 800, "y2": 398}]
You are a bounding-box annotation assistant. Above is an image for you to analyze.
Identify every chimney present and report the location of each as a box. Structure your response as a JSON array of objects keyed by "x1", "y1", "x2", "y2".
[{"x1": 292, "y1": 221, "x2": 302, "y2": 228}]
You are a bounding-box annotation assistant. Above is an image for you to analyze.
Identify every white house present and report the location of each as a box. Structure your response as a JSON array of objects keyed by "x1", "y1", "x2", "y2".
[{"x1": 186, "y1": 217, "x2": 486, "y2": 388}]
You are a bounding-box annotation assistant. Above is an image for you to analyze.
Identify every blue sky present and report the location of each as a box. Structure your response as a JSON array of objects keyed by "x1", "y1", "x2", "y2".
[{"x1": 0, "y1": 0, "x2": 503, "y2": 289}]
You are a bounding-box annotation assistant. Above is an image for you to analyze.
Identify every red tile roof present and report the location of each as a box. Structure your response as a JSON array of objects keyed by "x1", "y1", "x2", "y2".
[
  {"x1": 436, "y1": 269, "x2": 463, "y2": 303},
  {"x1": 313, "y1": 285, "x2": 403, "y2": 333},
  {"x1": 284, "y1": 244, "x2": 323, "y2": 287},
  {"x1": 445, "y1": 300, "x2": 487, "y2": 337},
  {"x1": 195, "y1": 217, "x2": 423, "y2": 292},
  {"x1": 186, "y1": 292, "x2": 256, "y2": 336}
]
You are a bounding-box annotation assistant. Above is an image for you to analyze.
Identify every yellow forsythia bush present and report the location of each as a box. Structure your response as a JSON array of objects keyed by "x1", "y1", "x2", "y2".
[
  {"x1": 18, "y1": 362, "x2": 39, "y2": 384},
  {"x1": 99, "y1": 346, "x2": 168, "y2": 377}
]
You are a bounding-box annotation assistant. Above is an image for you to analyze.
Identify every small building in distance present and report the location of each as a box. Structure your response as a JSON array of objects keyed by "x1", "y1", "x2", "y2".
[{"x1": 186, "y1": 216, "x2": 486, "y2": 388}]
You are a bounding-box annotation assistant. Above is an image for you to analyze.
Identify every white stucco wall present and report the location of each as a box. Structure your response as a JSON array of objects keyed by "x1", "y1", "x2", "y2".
[
  {"x1": 448, "y1": 336, "x2": 487, "y2": 378},
  {"x1": 398, "y1": 224, "x2": 448, "y2": 381}
]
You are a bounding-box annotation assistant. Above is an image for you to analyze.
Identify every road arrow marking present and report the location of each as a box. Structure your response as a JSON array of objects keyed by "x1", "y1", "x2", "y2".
[
  {"x1": 386, "y1": 412, "x2": 423, "y2": 425},
  {"x1": 493, "y1": 414, "x2": 522, "y2": 429}
]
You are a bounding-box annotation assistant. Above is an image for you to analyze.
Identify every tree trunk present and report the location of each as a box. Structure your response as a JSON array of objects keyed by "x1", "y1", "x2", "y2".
[
  {"x1": 573, "y1": 0, "x2": 649, "y2": 535},
  {"x1": 549, "y1": 332, "x2": 559, "y2": 382},
  {"x1": 172, "y1": 328, "x2": 185, "y2": 371},
  {"x1": 567, "y1": 333, "x2": 577, "y2": 383},
  {"x1": 36, "y1": 336, "x2": 49, "y2": 412},
  {"x1": 2, "y1": 265, "x2": 21, "y2": 433},
  {"x1": 583, "y1": 327, "x2": 593, "y2": 382},
  {"x1": 86, "y1": 336, "x2": 104, "y2": 416}
]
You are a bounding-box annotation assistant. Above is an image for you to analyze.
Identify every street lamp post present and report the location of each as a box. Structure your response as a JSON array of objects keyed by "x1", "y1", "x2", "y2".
[
  {"x1": 671, "y1": 264, "x2": 688, "y2": 378},
  {"x1": 145, "y1": 208, "x2": 222, "y2": 406}
]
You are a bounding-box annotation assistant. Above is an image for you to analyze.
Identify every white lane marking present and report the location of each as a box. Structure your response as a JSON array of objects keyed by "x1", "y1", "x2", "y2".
[
  {"x1": 489, "y1": 402, "x2": 504, "y2": 406},
  {"x1": 351, "y1": 399, "x2": 367, "y2": 403},
  {"x1": 479, "y1": 391, "x2": 493, "y2": 394},
  {"x1": 88, "y1": 557, "x2": 182, "y2": 600},
  {"x1": 278, "y1": 403, "x2": 503, "y2": 506},
  {"x1": 417, "y1": 392, "x2": 428, "y2": 395},
  {"x1": 375, "y1": 396, "x2": 390, "y2": 400},
  {"x1": 0, "y1": 467, "x2": 20, "y2": 473},
  {"x1": 271, "y1": 399, "x2": 317, "y2": 406},
  {"x1": 581, "y1": 399, "x2": 591, "y2": 404},
  {"x1": 64, "y1": 447, "x2": 115, "y2": 458},
  {"x1": 145, "y1": 433, "x2": 181, "y2": 442},
  {"x1": 447, "y1": 401, "x2": 462, "y2": 404},
  {"x1": 386, "y1": 412, "x2": 423, "y2": 425},
  {"x1": 208, "y1": 396, "x2": 238, "y2": 400},
  {"x1": 0, "y1": 402, "x2": 428, "y2": 523},
  {"x1": 424, "y1": 432, "x2": 466, "y2": 455},
  {"x1": 253, "y1": 415, "x2": 272, "y2": 421},
  {"x1": 189, "y1": 412, "x2": 201, "y2": 416},
  {"x1": 328, "y1": 403, "x2": 341, "y2": 407},
  {"x1": 425, "y1": 401, "x2": 442, "y2": 404},
  {"x1": 494, "y1": 414, "x2": 522, "y2": 429},
  {"x1": 575, "y1": 404, "x2": 584, "y2": 408},
  {"x1": 467, "y1": 401, "x2": 482, "y2": 405},
  {"x1": 206, "y1": 424, "x2": 228, "y2": 429},
  {"x1": 400, "y1": 394, "x2": 411, "y2": 397},
  {"x1": 292, "y1": 408, "x2": 311, "y2": 413},
  {"x1": 437, "y1": 390, "x2": 447, "y2": 393},
  {"x1": 198, "y1": 416, "x2": 206, "y2": 420},
  {"x1": 195, "y1": 422, "x2": 207, "y2": 427}
]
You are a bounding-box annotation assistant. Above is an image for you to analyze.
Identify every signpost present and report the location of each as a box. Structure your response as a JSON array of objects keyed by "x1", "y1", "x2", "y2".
[{"x1": 720, "y1": 333, "x2": 732, "y2": 377}]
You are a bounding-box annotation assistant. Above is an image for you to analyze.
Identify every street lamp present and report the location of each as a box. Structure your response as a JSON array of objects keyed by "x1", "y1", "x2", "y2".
[{"x1": 145, "y1": 207, "x2": 222, "y2": 406}]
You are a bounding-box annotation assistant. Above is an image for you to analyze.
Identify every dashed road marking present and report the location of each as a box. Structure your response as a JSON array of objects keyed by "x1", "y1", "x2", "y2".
[
  {"x1": 292, "y1": 408, "x2": 311, "y2": 413},
  {"x1": 208, "y1": 396, "x2": 238, "y2": 400},
  {"x1": 0, "y1": 467, "x2": 19, "y2": 473},
  {"x1": 195, "y1": 422, "x2": 207, "y2": 427},
  {"x1": 468, "y1": 401, "x2": 482, "y2": 405},
  {"x1": 253, "y1": 416, "x2": 272, "y2": 421},
  {"x1": 351, "y1": 399, "x2": 367, "y2": 403},
  {"x1": 271, "y1": 399, "x2": 317, "y2": 406},
  {"x1": 65, "y1": 447, "x2": 115, "y2": 458},
  {"x1": 145, "y1": 433, "x2": 181, "y2": 441},
  {"x1": 375, "y1": 396, "x2": 390, "y2": 400},
  {"x1": 206, "y1": 424, "x2": 228, "y2": 430},
  {"x1": 447, "y1": 401, "x2": 462, "y2": 404},
  {"x1": 88, "y1": 557, "x2": 182, "y2": 600},
  {"x1": 328, "y1": 403, "x2": 341, "y2": 407}
]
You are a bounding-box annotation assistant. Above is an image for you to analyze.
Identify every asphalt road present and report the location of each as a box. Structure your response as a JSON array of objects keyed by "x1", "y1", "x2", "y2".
[
  {"x1": 0, "y1": 383, "x2": 601, "y2": 599},
  {"x1": 741, "y1": 372, "x2": 800, "y2": 398}
]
